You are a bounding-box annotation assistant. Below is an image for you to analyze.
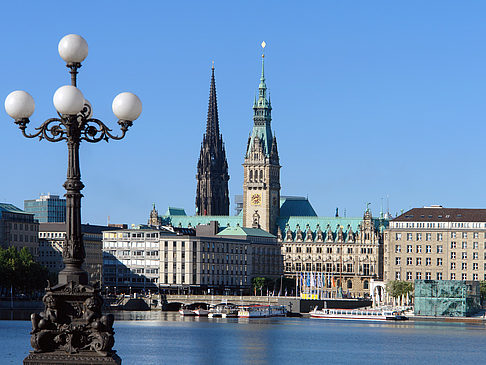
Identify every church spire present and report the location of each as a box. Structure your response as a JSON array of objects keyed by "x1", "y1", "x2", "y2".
[
  {"x1": 196, "y1": 65, "x2": 230, "y2": 216},
  {"x1": 206, "y1": 62, "x2": 220, "y2": 144}
]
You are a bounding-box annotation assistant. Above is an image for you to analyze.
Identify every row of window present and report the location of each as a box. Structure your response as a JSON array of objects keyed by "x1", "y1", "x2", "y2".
[
  {"x1": 396, "y1": 232, "x2": 486, "y2": 241},
  {"x1": 395, "y1": 256, "x2": 486, "y2": 268},
  {"x1": 39, "y1": 232, "x2": 65, "y2": 238},
  {"x1": 8, "y1": 223, "x2": 37, "y2": 231},
  {"x1": 450, "y1": 252, "x2": 485, "y2": 259},
  {"x1": 395, "y1": 244, "x2": 443, "y2": 253},
  {"x1": 396, "y1": 271, "x2": 484, "y2": 281},
  {"x1": 287, "y1": 246, "x2": 373, "y2": 254},
  {"x1": 10, "y1": 234, "x2": 36, "y2": 243},
  {"x1": 286, "y1": 262, "x2": 372, "y2": 275}
]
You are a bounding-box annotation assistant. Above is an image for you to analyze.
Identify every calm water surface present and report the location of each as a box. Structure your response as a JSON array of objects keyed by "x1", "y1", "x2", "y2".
[{"x1": 2, "y1": 311, "x2": 486, "y2": 364}]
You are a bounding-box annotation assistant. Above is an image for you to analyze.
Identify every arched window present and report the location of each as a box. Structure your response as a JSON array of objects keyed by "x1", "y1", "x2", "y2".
[
  {"x1": 259, "y1": 170, "x2": 263, "y2": 181},
  {"x1": 363, "y1": 280, "x2": 369, "y2": 290},
  {"x1": 249, "y1": 170, "x2": 253, "y2": 181},
  {"x1": 347, "y1": 280, "x2": 353, "y2": 289}
]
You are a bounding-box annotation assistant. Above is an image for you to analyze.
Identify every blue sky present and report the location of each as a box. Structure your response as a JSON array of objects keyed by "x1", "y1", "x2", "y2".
[{"x1": 2, "y1": 1, "x2": 486, "y2": 225}]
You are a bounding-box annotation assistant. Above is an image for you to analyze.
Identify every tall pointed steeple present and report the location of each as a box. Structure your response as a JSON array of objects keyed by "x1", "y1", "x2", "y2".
[
  {"x1": 195, "y1": 65, "x2": 230, "y2": 216},
  {"x1": 246, "y1": 47, "x2": 273, "y2": 157},
  {"x1": 206, "y1": 63, "x2": 220, "y2": 145},
  {"x1": 243, "y1": 42, "x2": 281, "y2": 234}
]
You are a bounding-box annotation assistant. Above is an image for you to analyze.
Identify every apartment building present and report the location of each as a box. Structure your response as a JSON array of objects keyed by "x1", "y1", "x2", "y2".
[
  {"x1": 102, "y1": 222, "x2": 282, "y2": 293},
  {"x1": 38, "y1": 223, "x2": 115, "y2": 283},
  {"x1": 385, "y1": 206, "x2": 486, "y2": 282},
  {"x1": 0, "y1": 203, "x2": 39, "y2": 255}
]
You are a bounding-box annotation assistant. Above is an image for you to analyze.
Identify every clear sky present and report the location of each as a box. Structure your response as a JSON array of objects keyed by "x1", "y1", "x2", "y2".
[{"x1": 2, "y1": 1, "x2": 486, "y2": 225}]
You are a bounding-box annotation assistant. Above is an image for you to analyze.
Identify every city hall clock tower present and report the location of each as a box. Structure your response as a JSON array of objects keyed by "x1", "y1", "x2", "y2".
[{"x1": 243, "y1": 43, "x2": 280, "y2": 234}]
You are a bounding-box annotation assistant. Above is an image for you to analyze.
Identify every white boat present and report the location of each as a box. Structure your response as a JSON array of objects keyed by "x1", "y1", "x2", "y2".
[
  {"x1": 238, "y1": 305, "x2": 287, "y2": 318},
  {"x1": 310, "y1": 307, "x2": 408, "y2": 321},
  {"x1": 179, "y1": 306, "x2": 196, "y2": 316},
  {"x1": 193, "y1": 308, "x2": 210, "y2": 316},
  {"x1": 208, "y1": 305, "x2": 239, "y2": 318}
]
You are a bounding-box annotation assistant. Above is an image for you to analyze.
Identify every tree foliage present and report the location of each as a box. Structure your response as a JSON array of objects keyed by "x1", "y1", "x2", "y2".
[
  {"x1": 252, "y1": 277, "x2": 266, "y2": 291},
  {"x1": 0, "y1": 246, "x2": 49, "y2": 295},
  {"x1": 386, "y1": 280, "x2": 414, "y2": 298},
  {"x1": 480, "y1": 281, "x2": 486, "y2": 303}
]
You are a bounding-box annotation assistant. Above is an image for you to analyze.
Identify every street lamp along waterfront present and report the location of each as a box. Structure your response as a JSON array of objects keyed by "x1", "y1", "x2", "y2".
[{"x1": 5, "y1": 34, "x2": 141, "y2": 365}]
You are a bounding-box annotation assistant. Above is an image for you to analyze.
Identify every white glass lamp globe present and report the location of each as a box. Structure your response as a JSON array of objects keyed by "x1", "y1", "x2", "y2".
[
  {"x1": 5, "y1": 90, "x2": 35, "y2": 119},
  {"x1": 112, "y1": 92, "x2": 142, "y2": 121},
  {"x1": 53, "y1": 85, "x2": 85, "y2": 115},
  {"x1": 58, "y1": 34, "x2": 88, "y2": 64}
]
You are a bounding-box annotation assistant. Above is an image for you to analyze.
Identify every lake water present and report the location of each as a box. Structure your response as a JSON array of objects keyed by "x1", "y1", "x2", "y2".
[{"x1": 2, "y1": 312, "x2": 486, "y2": 364}]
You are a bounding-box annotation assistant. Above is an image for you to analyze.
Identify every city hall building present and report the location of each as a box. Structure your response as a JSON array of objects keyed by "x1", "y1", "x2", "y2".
[
  {"x1": 385, "y1": 206, "x2": 486, "y2": 282},
  {"x1": 150, "y1": 51, "x2": 389, "y2": 298}
]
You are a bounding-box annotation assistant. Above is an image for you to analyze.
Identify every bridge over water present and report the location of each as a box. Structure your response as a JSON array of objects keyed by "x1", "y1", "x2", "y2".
[{"x1": 109, "y1": 295, "x2": 371, "y2": 313}]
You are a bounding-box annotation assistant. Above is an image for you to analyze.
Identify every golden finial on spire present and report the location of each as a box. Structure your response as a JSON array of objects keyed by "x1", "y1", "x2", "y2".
[
  {"x1": 211, "y1": 60, "x2": 214, "y2": 69},
  {"x1": 261, "y1": 41, "x2": 266, "y2": 58}
]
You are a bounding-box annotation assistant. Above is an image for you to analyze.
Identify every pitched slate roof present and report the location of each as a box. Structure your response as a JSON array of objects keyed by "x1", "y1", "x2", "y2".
[
  {"x1": 217, "y1": 226, "x2": 276, "y2": 238},
  {"x1": 393, "y1": 207, "x2": 486, "y2": 222},
  {"x1": 0, "y1": 203, "x2": 30, "y2": 219},
  {"x1": 0, "y1": 203, "x2": 25, "y2": 213}
]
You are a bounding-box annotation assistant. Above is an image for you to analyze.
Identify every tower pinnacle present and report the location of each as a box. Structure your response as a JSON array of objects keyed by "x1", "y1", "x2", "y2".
[
  {"x1": 196, "y1": 65, "x2": 230, "y2": 216},
  {"x1": 242, "y1": 45, "x2": 281, "y2": 234}
]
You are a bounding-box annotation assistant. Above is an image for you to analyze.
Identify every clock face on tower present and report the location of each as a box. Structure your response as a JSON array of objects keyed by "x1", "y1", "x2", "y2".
[{"x1": 251, "y1": 193, "x2": 262, "y2": 206}]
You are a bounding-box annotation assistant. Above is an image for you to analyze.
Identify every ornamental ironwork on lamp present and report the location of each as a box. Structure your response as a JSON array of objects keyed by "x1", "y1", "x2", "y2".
[{"x1": 5, "y1": 34, "x2": 141, "y2": 365}]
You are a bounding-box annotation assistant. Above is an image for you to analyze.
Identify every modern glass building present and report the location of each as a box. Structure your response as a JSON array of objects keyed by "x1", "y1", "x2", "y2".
[
  {"x1": 24, "y1": 193, "x2": 66, "y2": 223},
  {"x1": 414, "y1": 280, "x2": 480, "y2": 317}
]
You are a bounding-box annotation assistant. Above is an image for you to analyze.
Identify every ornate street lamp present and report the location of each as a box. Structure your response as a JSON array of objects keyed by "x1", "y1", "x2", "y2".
[{"x1": 5, "y1": 34, "x2": 141, "y2": 365}]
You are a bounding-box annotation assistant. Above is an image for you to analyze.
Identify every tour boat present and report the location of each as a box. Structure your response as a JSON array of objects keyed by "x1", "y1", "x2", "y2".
[
  {"x1": 193, "y1": 308, "x2": 210, "y2": 316},
  {"x1": 208, "y1": 305, "x2": 239, "y2": 318},
  {"x1": 238, "y1": 305, "x2": 287, "y2": 318},
  {"x1": 310, "y1": 307, "x2": 408, "y2": 321}
]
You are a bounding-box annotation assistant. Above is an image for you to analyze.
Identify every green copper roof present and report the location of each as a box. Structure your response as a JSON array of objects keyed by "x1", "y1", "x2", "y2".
[
  {"x1": 218, "y1": 226, "x2": 276, "y2": 238},
  {"x1": 165, "y1": 207, "x2": 187, "y2": 216},
  {"x1": 161, "y1": 210, "x2": 388, "y2": 238},
  {"x1": 246, "y1": 54, "x2": 273, "y2": 158},
  {"x1": 279, "y1": 196, "x2": 317, "y2": 217},
  {"x1": 0, "y1": 203, "x2": 29, "y2": 219},
  {"x1": 0, "y1": 203, "x2": 25, "y2": 213},
  {"x1": 161, "y1": 214, "x2": 243, "y2": 229},
  {"x1": 277, "y1": 216, "x2": 364, "y2": 234}
]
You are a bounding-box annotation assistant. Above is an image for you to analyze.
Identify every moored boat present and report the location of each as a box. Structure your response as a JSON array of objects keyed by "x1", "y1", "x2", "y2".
[
  {"x1": 193, "y1": 308, "x2": 210, "y2": 316},
  {"x1": 208, "y1": 305, "x2": 239, "y2": 318},
  {"x1": 310, "y1": 307, "x2": 408, "y2": 321},
  {"x1": 179, "y1": 305, "x2": 196, "y2": 316},
  {"x1": 238, "y1": 305, "x2": 287, "y2": 318}
]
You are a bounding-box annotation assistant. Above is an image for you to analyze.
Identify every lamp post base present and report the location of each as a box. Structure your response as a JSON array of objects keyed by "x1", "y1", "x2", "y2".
[
  {"x1": 24, "y1": 351, "x2": 121, "y2": 364},
  {"x1": 26, "y1": 281, "x2": 119, "y2": 364}
]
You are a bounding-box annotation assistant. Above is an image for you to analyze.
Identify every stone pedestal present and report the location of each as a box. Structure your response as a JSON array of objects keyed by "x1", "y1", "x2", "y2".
[
  {"x1": 24, "y1": 351, "x2": 121, "y2": 364},
  {"x1": 24, "y1": 281, "x2": 120, "y2": 364}
]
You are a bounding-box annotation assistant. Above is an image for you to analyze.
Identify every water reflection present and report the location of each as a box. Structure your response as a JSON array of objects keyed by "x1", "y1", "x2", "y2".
[{"x1": 2, "y1": 312, "x2": 486, "y2": 364}]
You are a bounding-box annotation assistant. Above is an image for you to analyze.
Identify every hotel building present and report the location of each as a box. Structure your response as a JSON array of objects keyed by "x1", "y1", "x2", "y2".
[
  {"x1": 384, "y1": 206, "x2": 486, "y2": 282},
  {"x1": 102, "y1": 221, "x2": 282, "y2": 293}
]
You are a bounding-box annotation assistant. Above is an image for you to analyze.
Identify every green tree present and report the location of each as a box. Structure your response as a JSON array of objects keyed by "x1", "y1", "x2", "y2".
[
  {"x1": 0, "y1": 246, "x2": 49, "y2": 296},
  {"x1": 480, "y1": 281, "x2": 486, "y2": 303},
  {"x1": 386, "y1": 280, "x2": 414, "y2": 298},
  {"x1": 252, "y1": 277, "x2": 265, "y2": 295}
]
